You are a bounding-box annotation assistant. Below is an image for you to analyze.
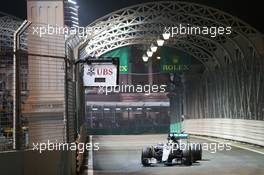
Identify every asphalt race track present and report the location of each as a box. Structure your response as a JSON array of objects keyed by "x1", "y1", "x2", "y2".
[{"x1": 84, "y1": 135, "x2": 264, "y2": 175}]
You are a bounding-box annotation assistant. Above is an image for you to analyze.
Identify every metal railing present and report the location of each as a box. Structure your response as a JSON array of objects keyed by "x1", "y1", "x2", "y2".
[
  {"x1": 184, "y1": 56, "x2": 264, "y2": 121},
  {"x1": 183, "y1": 118, "x2": 264, "y2": 146}
]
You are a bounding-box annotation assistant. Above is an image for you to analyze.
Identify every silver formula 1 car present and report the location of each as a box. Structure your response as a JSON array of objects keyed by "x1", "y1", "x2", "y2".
[{"x1": 141, "y1": 133, "x2": 202, "y2": 166}]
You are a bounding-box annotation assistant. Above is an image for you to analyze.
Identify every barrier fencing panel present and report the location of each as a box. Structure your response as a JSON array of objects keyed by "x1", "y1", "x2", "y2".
[
  {"x1": 183, "y1": 118, "x2": 264, "y2": 146},
  {"x1": 19, "y1": 22, "x2": 78, "y2": 147},
  {"x1": 0, "y1": 50, "x2": 15, "y2": 151},
  {"x1": 65, "y1": 47, "x2": 77, "y2": 143},
  {"x1": 0, "y1": 22, "x2": 78, "y2": 151},
  {"x1": 20, "y1": 51, "x2": 67, "y2": 145},
  {"x1": 184, "y1": 55, "x2": 264, "y2": 121}
]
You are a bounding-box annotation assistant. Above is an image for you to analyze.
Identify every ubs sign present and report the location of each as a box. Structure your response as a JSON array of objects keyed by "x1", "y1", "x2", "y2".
[{"x1": 83, "y1": 62, "x2": 118, "y2": 87}]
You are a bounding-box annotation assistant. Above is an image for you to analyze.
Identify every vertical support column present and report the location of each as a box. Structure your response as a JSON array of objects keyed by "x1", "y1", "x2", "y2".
[
  {"x1": 128, "y1": 47, "x2": 132, "y2": 85},
  {"x1": 75, "y1": 63, "x2": 81, "y2": 134},
  {"x1": 90, "y1": 106, "x2": 93, "y2": 128},
  {"x1": 64, "y1": 58, "x2": 69, "y2": 142},
  {"x1": 13, "y1": 20, "x2": 31, "y2": 150},
  {"x1": 26, "y1": 0, "x2": 66, "y2": 144},
  {"x1": 13, "y1": 50, "x2": 21, "y2": 150},
  {"x1": 127, "y1": 108, "x2": 130, "y2": 128},
  {"x1": 182, "y1": 75, "x2": 187, "y2": 117},
  {"x1": 148, "y1": 58, "x2": 153, "y2": 85},
  {"x1": 114, "y1": 106, "x2": 116, "y2": 126},
  {"x1": 169, "y1": 74, "x2": 183, "y2": 133},
  {"x1": 80, "y1": 76, "x2": 85, "y2": 134}
]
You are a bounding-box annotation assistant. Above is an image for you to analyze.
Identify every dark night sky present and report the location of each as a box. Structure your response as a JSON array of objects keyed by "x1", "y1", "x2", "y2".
[{"x1": 1, "y1": 0, "x2": 263, "y2": 33}]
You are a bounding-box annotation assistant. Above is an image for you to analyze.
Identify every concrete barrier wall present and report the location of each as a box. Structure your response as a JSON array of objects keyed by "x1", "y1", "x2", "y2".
[
  {"x1": 183, "y1": 118, "x2": 264, "y2": 146},
  {"x1": 0, "y1": 150, "x2": 76, "y2": 175}
]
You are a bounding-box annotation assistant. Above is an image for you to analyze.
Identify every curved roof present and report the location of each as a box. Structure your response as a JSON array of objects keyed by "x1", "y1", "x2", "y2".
[
  {"x1": 72, "y1": 1, "x2": 263, "y2": 71},
  {"x1": 0, "y1": 12, "x2": 23, "y2": 49}
]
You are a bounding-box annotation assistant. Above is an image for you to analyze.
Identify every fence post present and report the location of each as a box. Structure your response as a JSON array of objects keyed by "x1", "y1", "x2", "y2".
[
  {"x1": 13, "y1": 20, "x2": 31, "y2": 150},
  {"x1": 64, "y1": 58, "x2": 69, "y2": 143}
]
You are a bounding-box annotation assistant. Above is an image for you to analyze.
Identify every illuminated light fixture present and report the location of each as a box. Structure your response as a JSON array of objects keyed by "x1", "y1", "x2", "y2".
[
  {"x1": 142, "y1": 54, "x2": 149, "y2": 62},
  {"x1": 70, "y1": 11, "x2": 78, "y2": 16},
  {"x1": 157, "y1": 38, "x2": 164, "y2": 46},
  {"x1": 72, "y1": 25, "x2": 79, "y2": 28},
  {"x1": 71, "y1": 16, "x2": 79, "y2": 21},
  {"x1": 68, "y1": 0, "x2": 77, "y2": 5},
  {"x1": 69, "y1": 6, "x2": 78, "y2": 11},
  {"x1": 150, "y1": 44, "x2": 158, "y2": 52},
  {"x1": 146, "y1": 50, "x2": 153, "y2": 57},
  {"x1": 157, "y1": 56, "x2": 161, "y2": 60},
  {"x1": 162, "y1": 32, "x2": 170, "y2": 40},
  {"x1": 72, "y1": 20, "x2": 79, "y2": 24}
]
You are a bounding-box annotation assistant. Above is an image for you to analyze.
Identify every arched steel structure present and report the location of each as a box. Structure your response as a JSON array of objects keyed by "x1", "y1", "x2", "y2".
[
  {"x1": 0, "y1": 12, "x2": 24, "y2": 49},
  {"x1": 69, "y1": 1, "x2": 264, "y2": 122},
  {"x1": 0, "y1": 2, "x2": 262, "y2": 147},
  {"x1": 77, "y1": 1, "x2": 263, "y2": 71}
]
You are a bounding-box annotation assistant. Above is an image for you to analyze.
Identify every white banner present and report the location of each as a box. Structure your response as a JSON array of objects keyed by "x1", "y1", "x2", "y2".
[{"x1": 83, "y1": 63, "x2": 118, "y2": 87}]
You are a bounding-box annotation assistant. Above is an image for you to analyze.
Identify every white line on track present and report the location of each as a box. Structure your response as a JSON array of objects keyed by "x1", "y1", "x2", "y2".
[
  {"x1": 88, "y1": 135, "x2": 94, "y2": 175},
  {"x1": 192, "y1": 135, "x2": 264, "y2": 155}
]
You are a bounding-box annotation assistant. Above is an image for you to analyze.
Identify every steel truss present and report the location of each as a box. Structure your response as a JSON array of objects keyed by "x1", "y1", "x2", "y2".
[
  {"x1": 79, "y1": 1, "x2": 262, "y2": 65},
  {"x1": 75, "y1": 1, "x2": 264, "y2": 120},
  {"x1": 0, "y1": 12, "x2": 24, "y2": 49}
]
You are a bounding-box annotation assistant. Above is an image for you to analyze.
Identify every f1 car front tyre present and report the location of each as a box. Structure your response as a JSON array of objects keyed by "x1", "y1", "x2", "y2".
[
  {"x1": 192, "y1": 143, "x2": 202, "y2": 162},
  {"x1": 141, "y1": 147, "x2": 152, "y2": 166},
  {"x1": 182, "y1": 146, "x2": 193, "y2": 166}
]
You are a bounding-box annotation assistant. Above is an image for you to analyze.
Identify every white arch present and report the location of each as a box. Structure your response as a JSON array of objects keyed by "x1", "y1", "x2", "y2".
[{"x1": 73, "y1": 1, "x2": 262, "y2": 70}]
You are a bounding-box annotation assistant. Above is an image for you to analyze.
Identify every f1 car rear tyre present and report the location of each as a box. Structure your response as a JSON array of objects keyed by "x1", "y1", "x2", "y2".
[
  {"x1": 141, "y1": 147, "x2": 152, "y2": 166},
  {"x1": 192, "y1": 143, "x2": 202, "y2": 162},
  {"x1": 182, "y1": 146, "x2": 193, "y2": 166}
]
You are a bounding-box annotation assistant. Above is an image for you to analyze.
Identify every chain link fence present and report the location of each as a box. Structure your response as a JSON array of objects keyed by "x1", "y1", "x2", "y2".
[
  {"x1": 0, "y1": 50, "x2": 14, "y2": 150},
  {"x1": 0, "y1": 21, "x2": 78, "y2": 151}
]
